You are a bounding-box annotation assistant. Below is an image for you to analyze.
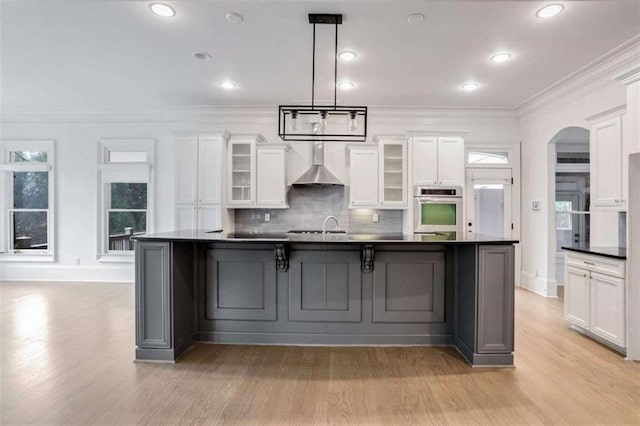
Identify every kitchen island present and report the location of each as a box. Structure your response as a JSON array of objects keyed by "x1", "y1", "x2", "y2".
[{"x1": 134, "y1": 231, "x2": 518, "y2": 367}]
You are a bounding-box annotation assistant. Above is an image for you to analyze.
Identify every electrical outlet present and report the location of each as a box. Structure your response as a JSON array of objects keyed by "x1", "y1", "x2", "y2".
[
  {"x1": 372, "y1": 213, "x2": 379, "y2": 223},
  {"x1": 264, "y1": 213, "x2": 271, "y2": 222}
]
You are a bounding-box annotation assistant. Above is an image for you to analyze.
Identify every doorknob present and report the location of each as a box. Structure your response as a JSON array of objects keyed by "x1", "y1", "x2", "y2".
[{"x1": 468, "y1": 222, "x2": 472, "y2": 227}]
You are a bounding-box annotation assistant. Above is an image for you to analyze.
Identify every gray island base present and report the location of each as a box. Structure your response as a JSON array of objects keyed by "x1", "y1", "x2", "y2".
[{"x1": 134, "y1": 231, "x2": 517, "y2": 367}]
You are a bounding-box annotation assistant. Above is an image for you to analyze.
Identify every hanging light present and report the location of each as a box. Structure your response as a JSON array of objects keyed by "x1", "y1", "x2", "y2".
[
  {"x1": 278, "y1": 14, "x2": 368, "y2": 142},
  {"x1": 348, "y1": 111, "x2": 358, "y2": 132}
]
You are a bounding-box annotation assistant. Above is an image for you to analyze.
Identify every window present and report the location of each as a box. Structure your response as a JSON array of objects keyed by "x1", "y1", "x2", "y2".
[
  {"x1": 0, "y1": 141, "x2": 55, "y2": 261},
  {"x1": 98, "y1": 140, "x2": 153, "y2": 261},
  {"x1": 555, "y1": 201, "x2": 573, "y2": 230},
  {"x1": 467, "y1": 150, "x2": 509, "y2": 165}
]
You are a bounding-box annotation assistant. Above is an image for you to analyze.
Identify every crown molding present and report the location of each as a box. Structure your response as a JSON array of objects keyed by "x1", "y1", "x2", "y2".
[
  {"x1": 614, "y1": 64, "x2": 640, "y2": 86},
  {"x1": 584, "y1": 104, "x2": 626, "y2": 122},
  {"x1": 0, "y1": 104, "x2": 517, "y2": 124},
  {"x1": 517, "y1": 35, "x2": 640, "y2": 118}
]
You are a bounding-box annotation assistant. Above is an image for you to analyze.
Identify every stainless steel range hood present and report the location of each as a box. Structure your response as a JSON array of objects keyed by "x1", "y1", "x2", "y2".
[{"x1": 292, "y1": 141, "x2": 343, "y2": 186}]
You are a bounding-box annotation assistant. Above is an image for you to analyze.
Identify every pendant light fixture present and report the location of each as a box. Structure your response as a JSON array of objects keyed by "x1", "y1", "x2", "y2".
[{"x1": 278, "y1": 14, "x2": 367, "y2": 142}]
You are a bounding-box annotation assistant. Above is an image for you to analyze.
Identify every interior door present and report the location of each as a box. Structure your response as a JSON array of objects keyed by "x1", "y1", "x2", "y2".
[{"x1": 466, "y1": 169, "x2": 512, "y2": 238}]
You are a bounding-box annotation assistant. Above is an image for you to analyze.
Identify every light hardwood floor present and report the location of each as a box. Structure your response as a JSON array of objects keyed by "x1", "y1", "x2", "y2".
[{"x1": 1, "y1": 281, "x2": 638, "y2": 425}]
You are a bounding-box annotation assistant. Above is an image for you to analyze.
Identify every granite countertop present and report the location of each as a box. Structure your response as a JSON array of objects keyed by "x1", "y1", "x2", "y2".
[
  {"x1": 133, "y1": 230, "x2": 519, "y2": 244},
  {"x1": 562, "y1": 243, "x2": 627, "y2": 260}
]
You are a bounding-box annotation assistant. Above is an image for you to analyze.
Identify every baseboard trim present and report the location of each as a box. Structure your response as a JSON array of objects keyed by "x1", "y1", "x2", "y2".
[{"x1": 196, "y1": 331, "x2": 453, "y2": 346}]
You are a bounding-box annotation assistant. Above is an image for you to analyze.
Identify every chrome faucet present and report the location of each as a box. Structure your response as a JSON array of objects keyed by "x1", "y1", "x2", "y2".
[{"x1": 322, "y1": 215, "x2": 340, "y2": 238}]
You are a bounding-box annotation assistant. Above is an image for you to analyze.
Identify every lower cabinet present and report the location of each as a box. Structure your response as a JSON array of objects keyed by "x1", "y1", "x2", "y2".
[
  {"x1": 564, "y1": 252, "x2": 626, "y2": 348},
  {"x1": 205, "y1": 249, "x2": 277, "y2": 321},
  {"x1": 288, "y1": 250, "x2": 362, "y2": 322},
  {"x1": 372, "y1": 251, "x2": 445, "y2": 323}
]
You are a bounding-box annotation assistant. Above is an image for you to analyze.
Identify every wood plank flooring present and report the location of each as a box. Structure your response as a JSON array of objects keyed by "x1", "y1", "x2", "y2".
[{"x1": 1, "y1": 281, "x2": 638, "y2": 425}]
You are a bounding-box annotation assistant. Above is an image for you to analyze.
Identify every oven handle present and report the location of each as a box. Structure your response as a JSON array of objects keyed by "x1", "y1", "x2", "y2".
[{"x1": 414, "y1": 197, "x2": 462, "y2": 203}]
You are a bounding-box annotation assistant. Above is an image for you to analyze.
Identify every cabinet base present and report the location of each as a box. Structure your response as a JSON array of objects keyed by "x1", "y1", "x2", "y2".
[{"x1": 569, "y1": 324, "x2": 626, "y2": 355}]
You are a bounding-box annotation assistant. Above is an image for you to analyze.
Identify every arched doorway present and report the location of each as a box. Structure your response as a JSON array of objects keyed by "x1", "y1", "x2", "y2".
[{"x1": 547, "y1": 127, "x2": 590, "y2": 298}]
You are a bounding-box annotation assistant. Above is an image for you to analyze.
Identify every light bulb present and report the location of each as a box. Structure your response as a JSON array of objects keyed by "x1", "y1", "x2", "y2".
[
  {"x1": 348, "y1": 111, "x2": 358, "y2": 132},
  {"x1": 291, "y1": 111, "x2": 298, "y2": 131},
  {"x1": 319, "y1": 111, "x2": 327, "y2": 133}
]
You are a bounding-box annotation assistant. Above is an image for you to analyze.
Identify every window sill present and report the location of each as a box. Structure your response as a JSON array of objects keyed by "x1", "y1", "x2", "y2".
[
  {"x1": 97, "y1": 253, "x2": 135, "y2": 263},
  {"x1": 0, "y1": 253, "x2": 55, "y2": 262}
]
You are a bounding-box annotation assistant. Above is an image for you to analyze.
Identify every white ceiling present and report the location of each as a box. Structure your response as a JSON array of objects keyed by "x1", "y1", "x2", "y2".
[{"x1": 1, "y1": 0, "x2": 639, "y2": 110}]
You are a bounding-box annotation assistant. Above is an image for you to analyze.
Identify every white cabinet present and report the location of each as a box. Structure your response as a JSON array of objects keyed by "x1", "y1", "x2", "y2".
[
  {"x1": 226, "y1": 134, "x2": 290, "y2": 209},
  {"x1": 564, "y1": 251, "x2": 626, "y2": 348},
  {"x1": 175, "y1": 134, "x2": 226, "y2": 231},
  {"x1": 256, "y1": 145, "x2": 289, "y2": 208},
  {"x1": 349, "y1": 147, "x2": 379, "y2": 207},
  {"x1": 590, "y1": 115, "x2": 625, "y2": 210},
  {"x1": 565, "y1": 266, "x2": 590, "y2": 329},
  {"x1": 227, "y1": 135, "x2": 259, "y2": 207},
  {"x1": 590, "y1": 272, "x2": 625, "y2": 346},
  {"x1": 348, "y1": 137, "x2": 407, "y2": 209},
  {"x1": 378, "y1": 137, "x2": 407, "y2": 208},
  {"x1": 412, "y1": 136, "x2": 464, "y2": 186}
]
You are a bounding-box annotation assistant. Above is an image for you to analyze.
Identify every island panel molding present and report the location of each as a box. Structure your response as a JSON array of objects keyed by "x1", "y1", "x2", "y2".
[{"x1": 133, "y1": 232, "x2": 518, "y2": 367}]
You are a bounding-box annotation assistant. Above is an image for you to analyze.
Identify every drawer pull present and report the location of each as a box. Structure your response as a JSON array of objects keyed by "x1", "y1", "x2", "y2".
[{"x1": 583, "y1": 261, "x2": 595, "y2": 266}]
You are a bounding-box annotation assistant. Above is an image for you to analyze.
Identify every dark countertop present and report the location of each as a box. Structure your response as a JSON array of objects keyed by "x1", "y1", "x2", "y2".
[
  {"x1": 133, "y1": 230, "x2": 519, "y2": 244},
  {"x1": 562, "y1": 244, "x2": 627, "y2": 260}
]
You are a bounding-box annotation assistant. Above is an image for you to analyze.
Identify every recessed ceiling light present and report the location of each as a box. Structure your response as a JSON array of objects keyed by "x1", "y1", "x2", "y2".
[
  {"x1": 149, "y1": 3, "x2": 175, "y2": 17},
  {"x1": 193, "y1": 52, "x2": 211, "y2": 60},
  {"x1": 337, "y1": 81, "x2": 355, "y2": 90},
  {"x1": 461, "y1": 82, "x2": 480, "y2": 92},
  {"x1": 536, "y1": 4, "x2": 564, "y2": 18},
  {"x1": 491, "y1": 52, "x2": 512, "y2": 63},
  {"x1": 218, "y1": 81, "x2": 237, "y2": 90},
  {"x1": 226, "y1": 12, "x2": 243, "y2": 23},
  {"x1": 338, "y1": 51, "x2": 357, "y2": 61},
  {"x1": 407, "y1": 13, "x2": 425, "y2": 24}
]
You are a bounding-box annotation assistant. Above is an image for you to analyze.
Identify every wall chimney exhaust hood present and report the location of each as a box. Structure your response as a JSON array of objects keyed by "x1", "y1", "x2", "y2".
[{"x1": 292, "y1": 141, "x2": 342, "y2": 186}]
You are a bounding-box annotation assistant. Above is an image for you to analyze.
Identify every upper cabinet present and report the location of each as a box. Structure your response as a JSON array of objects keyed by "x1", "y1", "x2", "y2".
[
  {"x1": 227, "y1": 135, "x2": 259, "y2": 207},
  {"x1": 589, "y1": 110, "x2": 626, "y2": 211},
  {"x1": 349, "y1": 146, "x2": 379, "y2": 208},
  {"x1": 175, "y1": 133, "x2": 227, "y2": 231},
  {"x1": 348, "y1": 136, "x2": 408, "y2": 209},
  {"x1": 412, "y1": 136, "x2": 464, "y2": 187},
  {"x1": 256, "y1": 144, "x2": 290, "y2": 208},
  {"x1": 378, "y1": 137, "x2": 408, "y2": 208},
  {"x1": 226, "y1": 134, "x2": 290, "y2": 209}
]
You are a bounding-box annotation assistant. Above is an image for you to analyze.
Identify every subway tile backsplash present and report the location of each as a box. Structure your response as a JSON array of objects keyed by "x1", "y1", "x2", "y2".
[{"x1": 234, "y1": 186, "x2": 404, "y2": 234}]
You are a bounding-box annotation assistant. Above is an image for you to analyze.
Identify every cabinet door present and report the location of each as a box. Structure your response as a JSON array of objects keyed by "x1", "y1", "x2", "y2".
[
  {"x1": 175, "y1": 137, "x2": 198, "y2": 204},
  {"x1": 288, "y1": 250, "x2": 362, "y2": 322},
  {"x1": 198, "y1": 205, "x2": 222, "y2": 231},
  {"x1": 590, "y1": 272, "x2": 625, "y2": 346},
  {"x1": 372, "y1": 251, "x2": 445, "y2": 323},
  {"x1": 256, "y1": 148, "x2": 287, "y2": 207},
  {"x1": 413, "y1": 137, "x2": 438, "y2": 185},
  {"x1": 379, "y1": 141, "x2": 407, "y2": 208},
  {"x1": 437, "y1": 137, "x2": 465, "y2": 186},
  {"x1": 198, "y1": 136, "x2": 223, "y2": 204},
  {"x1": 175, "y1": 204, "x2": 197, "y2": 231},
  {"x1": 477, "y1": 245, "x2": 514, "y2": 353},
  {"x1": 227, "y1": 141, "x2": 256, "y2": 206},
  {"x1": 564, "y1": 266, "x2": 590, "y2": 328},
  {"x1": 591, "y1": 117, "x2": 623, "y2": 209},
  {"x1": 349, "y1": 148, "x2": 378, "y2": 207},
  {"x1": 136, "y1": 242, "x2": 171, "y2": 349}
]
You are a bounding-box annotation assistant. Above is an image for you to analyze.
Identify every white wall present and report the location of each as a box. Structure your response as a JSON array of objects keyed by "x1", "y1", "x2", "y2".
[
  {"x1": 517, "y1": 42, "x2": 638, "y2": 297},
  {"x1": 0, "y1": 107, "x2": 518, "y2": 282}
]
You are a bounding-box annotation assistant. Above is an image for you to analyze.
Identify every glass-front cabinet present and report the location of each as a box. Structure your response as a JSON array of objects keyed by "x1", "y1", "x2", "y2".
[
  {"x1": 377, "y1": 136, "x2": 407, "y2": 208},
  {"x1": 226, "y1": 135, "x2": 263, "y2": 207}
]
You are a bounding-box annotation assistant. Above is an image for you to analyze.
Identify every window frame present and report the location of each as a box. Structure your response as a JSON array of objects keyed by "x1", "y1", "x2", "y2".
[
  {"x1": 0, "y1": 140, "x2": 55, "y2": 262},
  {"x1": 465, "y1": 147, "x2": 512, "y2": 168},
  {"x1": 97, "y1": 139, "x2": 154, "y2": 262}
]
